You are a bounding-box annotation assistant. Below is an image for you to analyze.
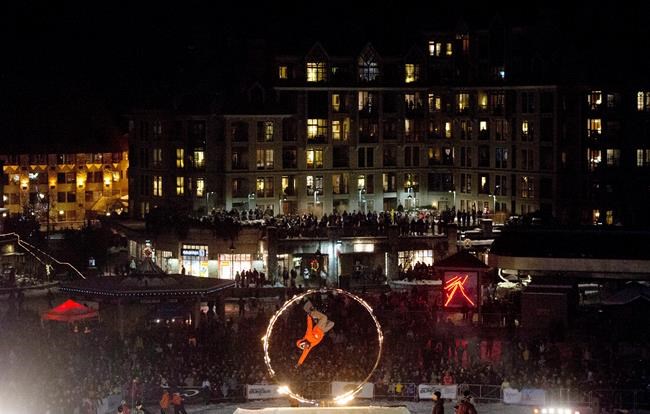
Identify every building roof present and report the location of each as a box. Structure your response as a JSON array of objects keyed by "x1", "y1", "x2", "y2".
[
  {"x1": 602, "y1": 282, "x2": 650, "y2": 305},
  {"x1": 60, "y1": 274, "x2": 235, "y2": 298},
  {"x1": 60, "y1": 259, "x2": 234, "y2": 298},
  {"x1": 490, "y1": 228, "x2": 650, "y2": 260},
  {"x1": 435, "y1": 250, "x2": 490, "y2": 269}
]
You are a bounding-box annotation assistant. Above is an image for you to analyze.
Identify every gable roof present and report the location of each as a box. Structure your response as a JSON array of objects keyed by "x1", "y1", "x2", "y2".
[
  {"x1": 358, "y1": 43, "x2": 382, "y2": 63},
  {"x1": 403, "y1": 45, "x2": 425, "y2": 62},
  {"x1": 602, "y1": 282, "x2": 650, "y2": 306},
  {"x1": 491, "y1": 228, "x2": 650, "y2": 260},
  {"x1": 435, "y1": 250, "x2": 490, "y2": 269},
  {"x1": 305, "y1": 42, "x2": 329, "y2": 61}
]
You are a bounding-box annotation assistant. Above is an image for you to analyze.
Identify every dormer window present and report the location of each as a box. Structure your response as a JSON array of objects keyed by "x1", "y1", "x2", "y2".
[
  {"x1": 358, "y1": 52, "x2": 379, "y2": 82},
  {"x1": 428, "y1": 41, "x2": 442, "y2": 56},
  {"x1": 404, "y1": 64, "x2": 420, "y2": 83},
  {"x1": 278, "y1": 65, "x2": 288, "y2": 80},
  {"x1": 306, "y1": 62, "x2": 326, "y2": 82}
]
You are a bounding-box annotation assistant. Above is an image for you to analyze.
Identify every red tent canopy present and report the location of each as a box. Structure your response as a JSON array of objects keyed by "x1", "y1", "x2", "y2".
[{"x1": 41, "y1": 299, "x2": 98, "y2": 322}]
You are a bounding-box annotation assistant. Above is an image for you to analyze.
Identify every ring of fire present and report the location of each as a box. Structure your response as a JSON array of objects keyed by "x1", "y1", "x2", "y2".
[{"x1": 262, "y1": 288, "x2": 383, "y2": 406}]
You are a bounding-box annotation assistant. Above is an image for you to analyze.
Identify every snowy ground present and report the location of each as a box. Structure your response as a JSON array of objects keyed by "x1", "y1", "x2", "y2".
[{"x1": 181, "y1": 400, "x2": 532, "y2": 414}]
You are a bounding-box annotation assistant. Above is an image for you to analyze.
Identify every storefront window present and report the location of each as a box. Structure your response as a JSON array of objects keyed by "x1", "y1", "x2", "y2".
[
  {"x1": 180, "y1": 244, "x2": 209, "y2": 277},
  {"x1": 218, "y1": 254, "x2": 252, "y2": 279},
  {"x1": 398, "y1": 250, "x2": 433, "y2": 268}
]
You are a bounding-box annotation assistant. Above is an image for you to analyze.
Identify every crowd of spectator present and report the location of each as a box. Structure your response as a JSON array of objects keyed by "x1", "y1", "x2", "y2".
[
  {"x1": 142, "y1": 205, "x2": 491, "y2": 241},
  {"x1": 398, "y1": 262, "x2": 436, "y2": 281},
  {"x1": 234, "y1": 269, "x2": 269, "y2": 288},
  {"x1": 0, "y1": 287, "x2": 648, "y2": 414}
]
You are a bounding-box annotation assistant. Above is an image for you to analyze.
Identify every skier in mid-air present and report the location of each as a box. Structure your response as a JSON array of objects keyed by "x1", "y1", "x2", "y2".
[{"x1": 295, "y1": 300, "x2": 335, "y2": 366}]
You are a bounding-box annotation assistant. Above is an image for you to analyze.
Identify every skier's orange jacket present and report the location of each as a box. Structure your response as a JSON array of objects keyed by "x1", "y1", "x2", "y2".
[{"x1": 295, "y1": 315, "x2": 324, "y2": 365}]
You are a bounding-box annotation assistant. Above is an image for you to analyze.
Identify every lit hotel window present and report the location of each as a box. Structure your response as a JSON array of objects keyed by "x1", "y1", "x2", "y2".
[
  {"x1": 478, "y1": 92, "x2": 488, "y2": 110},
  {"x1": 457, "y1": 93, "x2": 470, "y2": 112},
  {"x1": 358, "y1": 54, "x2": 379, "y2": 81},
  {"x1": 332, "y1": 94, "x2": 340, "y2": 111},
  {"x1": 637, "y1": 149, "x2": 650, "y2": 167},
  {"x1": 265, "y1": 121, "x2": 274, "y2": 141},
  {"x1": 193, "y1": 150, "x2": 205, "y2": 168},
  {"x1": 332, "y1": 121, "x2": 341, "y2": 140},
  {"x1": 592, "y1": 209, "x2": 600, "y2": 224},
  {"x1": 520, "y1": 176, "x2": 534, "y2": 198},
  {"x1": 306, "y1": 62, "x2": 326, "y2": 82},
  {"x1": 521, "y1": 120, "x2": 529, "y2": 139},
  {"x1": 196, "y1": 178, "x2": 204, "y2": 197},
  {"x1": 428, "y1": 94, "x2": 441, "y2": 112},
  {"x1": 606, "y1": 149, "x2": 620, "y2": 167},
  {"x1": 306, "y1": 148, "x2": 323, "y2": 169},
  {"x1": 404, "y1": 64, "x2": 419, "y2": 83},
  {"x1": 176, "y1": 148, "x2": 184, "y2": 168},
  {"x1": 278, "y1": 65, "x2": 288, "y2": 79},
  {"x1": 588, "y1": 90, "x2": 602, "y2": 109},
  {"x1": 153, "y1": 176, "x2": 162, "y2": 197},
  {"x1": 256, "y1": 149, "x2": 274, "y2": 169},
  {"x1": 588, "y1": 149, "x2": 602, "y2": 171},
  {"x1": 587, "y1": 118, "x2": 602, "y2": 136},
  {"x1": 176, "y1": 176, "x2": 184, "y2": 195},
  {"x1": 307, "y1": 119, "x2": 327, "y2": 140},
  {"x1": 255, "y1": 177, "x2": 273, "y2": 198},
  {"x1": 637, "y1": 91, "x2": 650, "y2": 111},
  {"x1": 153, "y1": 148, "x2": 162, "y2": 166},
  {"x1": 428, "y1": 41, "x2": 442, "y2": 56}
]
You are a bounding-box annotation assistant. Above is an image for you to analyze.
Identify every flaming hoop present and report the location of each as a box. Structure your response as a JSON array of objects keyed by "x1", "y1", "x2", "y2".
[{"x1": 262, "y1": 288, "x2": 383, "y2": 405}]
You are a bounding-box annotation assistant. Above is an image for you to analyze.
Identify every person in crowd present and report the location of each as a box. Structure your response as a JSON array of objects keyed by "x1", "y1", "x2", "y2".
[
  {"x1": 201, "y1": 376, "x2": 212, "y2": 405},
  {"x1": 133, "y1": 400, "x2": 150, "y2": 414},
  {"x1": 1, "y1": 277, "x2": 647, "y2": 413},
  {"x1": 159, "y1": 390, "x2": 170, "y2": 414},
  {"x1": 432, "y1": 390, "x2": 444, "y2": 414},
  {"x1": 442, "y1": 371, "x2": 454, "y2": 385},
  {"x1": 119, "y1": 400, "x2": 131, "y2": 414},
  {"x1": 171, "y1": 392, "x2": 188, "y2": 414},
  {"x1": 456, "y1": 390, "x2": 477, "y2": 414}
]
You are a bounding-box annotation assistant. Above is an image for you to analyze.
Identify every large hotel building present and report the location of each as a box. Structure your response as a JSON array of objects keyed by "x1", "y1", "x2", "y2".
[
  {"x1": 1, "y1": 148, "x2": 129, "y2": 229},
  {"x1": 126, "y1": 24, "x2": 650, "y2": 228}
]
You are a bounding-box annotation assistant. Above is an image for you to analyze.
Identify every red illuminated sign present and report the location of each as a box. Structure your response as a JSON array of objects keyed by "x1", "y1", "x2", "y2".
[{"x1": 443, "y1": 273, "x2": 477, "y2": 307}]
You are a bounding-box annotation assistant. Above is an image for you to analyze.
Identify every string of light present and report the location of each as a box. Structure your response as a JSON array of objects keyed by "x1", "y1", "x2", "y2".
[{"x1": 0, "y1": 232, "x2": 86, "y2": 279}]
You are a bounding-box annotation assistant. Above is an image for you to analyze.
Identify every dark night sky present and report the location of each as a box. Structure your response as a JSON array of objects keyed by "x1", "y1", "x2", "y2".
[{"x1": 1, "y1": 1, "x2": 648, "y2": 151}]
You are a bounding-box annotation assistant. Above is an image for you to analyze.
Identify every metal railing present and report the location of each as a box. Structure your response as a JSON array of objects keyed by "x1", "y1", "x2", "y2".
[
  {"x1": 125, "y1": 381, "x2": 650, "y2": 410},
  {"x1": 373, "y1": 383, "x2": 419, "y2": 400},
  {"x1": 464, "y1": 384, "x2": 503, "y2": 403}
]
